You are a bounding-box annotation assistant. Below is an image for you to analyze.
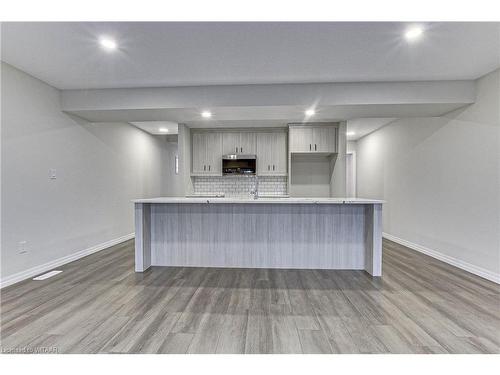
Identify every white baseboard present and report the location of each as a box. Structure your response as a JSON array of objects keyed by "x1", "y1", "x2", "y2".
[
  {"x1": 383, "y1": 232, "x2": 500, "y2": 284},
  {"x1": 0, "y1": 233, "x2": 135, "y2": 289}
]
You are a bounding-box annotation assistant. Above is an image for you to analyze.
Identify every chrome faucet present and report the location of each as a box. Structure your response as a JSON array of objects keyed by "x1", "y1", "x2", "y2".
[{"x1": 250, "y1": 175, "x2": 259, "y2": 199}]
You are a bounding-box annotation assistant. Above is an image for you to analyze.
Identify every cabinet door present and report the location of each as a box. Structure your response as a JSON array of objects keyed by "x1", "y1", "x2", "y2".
[
  {"x1": 256, "y1": 132, "x2": 273, "y2": 175},
  {"x1": 239, "y1": 132, "x2": 256, "y2": 154},
  {"x1": 192, "y1": 132, "x2": 207, "y2": 174},
  {"x1": 222, "y1": 132, "x2": 240, "y2": 155},
  {"x1": 289, "y1": 127, "x2": 313, "y2": 152},
  {"x1": 206, "y1": 132, "x2": 222, "y2": 174},
  {"x1": 272, "y1": 132, "x2": 287, "y2": 174},
  {"x1": 313, "y1": 126, "x2": 337, "y2": 153}
]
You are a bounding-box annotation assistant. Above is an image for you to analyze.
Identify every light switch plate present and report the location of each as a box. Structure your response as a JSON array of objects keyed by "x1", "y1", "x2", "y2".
[
  {"x1": 49, "y1": 169, "x2": 57, "y2": 179},
  {"x1": 18, "y1": 241, "x2": 27, "y2": 254}
]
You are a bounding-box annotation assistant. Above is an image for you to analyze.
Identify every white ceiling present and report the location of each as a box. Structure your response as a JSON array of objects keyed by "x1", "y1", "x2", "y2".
[
  {"x1": 2, "y1": 22, "x2": 499, "y2": 90},
  {"x1": 127, "y1": 118, "x2": 395, "y2": 140},
  {"x1": 129, "y1": 121, "x2": 178, "y2": 135},
  {"x1": 69, "y1": 103, "x2": 468, "y2": 139},
  {"x1": 69, "y1": 103, "x2": 465, "y2": 123},
  {"x1": 125, "y1": 118, "x2": 409, "y2": 140},
  {"x1": 346, "y1": 118, "x2": 396, "y2": 140}
]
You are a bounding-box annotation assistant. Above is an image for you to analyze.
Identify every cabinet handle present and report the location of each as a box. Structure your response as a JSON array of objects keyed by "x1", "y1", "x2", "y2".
[
  {"x1": 235, "y1": 146, "x2": 238, "y2": 153},
  {"x1": 268, "y1": 165, "x2": 270, "y2": 171},
  {"x1": 208, "y1": 165, "x2": 211, "y2": 171},
  {"x1": 315, "y1": 144, "x2": 317, "y2": 151},
  {"x1": 273, "y1": 165, "x2": 275, "y2": 171},
  {"x1": 309, "y1": 144, "x2": 312, "y2": 151},
  {"x1": 204, "y1": 165, "x2": 206, "y2": 171},
  {"x1": 240, "y1": 147, "x2": 243, "y2": 153}
]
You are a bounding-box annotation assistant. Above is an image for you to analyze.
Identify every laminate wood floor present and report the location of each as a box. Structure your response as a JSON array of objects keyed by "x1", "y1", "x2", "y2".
[{"x1": 1, "y1": 239, "x2": 499, "y2": 354}]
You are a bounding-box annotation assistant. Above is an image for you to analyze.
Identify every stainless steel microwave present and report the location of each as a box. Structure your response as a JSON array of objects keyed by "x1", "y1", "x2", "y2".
[{"x1": 222, "y1": 154, "x2": 256, "y2": 175}]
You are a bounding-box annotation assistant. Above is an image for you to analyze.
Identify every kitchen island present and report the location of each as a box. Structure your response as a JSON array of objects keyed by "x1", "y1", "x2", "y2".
[{"x1": 133, "y1": 197, "x2": 383, "y2": 276}]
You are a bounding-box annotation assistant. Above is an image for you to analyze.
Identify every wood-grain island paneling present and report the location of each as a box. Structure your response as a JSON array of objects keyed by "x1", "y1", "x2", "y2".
[{"x1": 134, "y1": 199, "x2": 383, "y2": 276}]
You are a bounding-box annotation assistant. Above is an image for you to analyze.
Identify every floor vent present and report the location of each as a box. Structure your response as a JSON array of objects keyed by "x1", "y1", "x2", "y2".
[{"x1": 33, "y1": 270, "x2": 62, "y2": 281}]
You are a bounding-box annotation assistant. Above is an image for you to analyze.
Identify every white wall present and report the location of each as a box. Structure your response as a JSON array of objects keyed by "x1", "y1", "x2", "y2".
[
  {"x1": 1, "y1": 63, "x2": 171, "y2": 280},
  {"x1": 356, "y1": 69, "x2": 500, "y2": 279},
  {"x1": 290, "y1": 157, "x2": 333, "y2": 197}
]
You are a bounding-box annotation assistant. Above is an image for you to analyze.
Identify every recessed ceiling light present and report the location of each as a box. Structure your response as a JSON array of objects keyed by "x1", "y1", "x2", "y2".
[
  {"x1": 99, "y1": 36, "x2": 117, "y2": 51},
  {"x1": 201, "y1": 111, "x2": 212, "y2": 118},
  {"x1": 405, "y1": 26, "x2": 423, "y2": 41},
  {"x1": 346, "y1": 131, "x2": 356, "y2": 136},
  {"x1": 159, "y1": 127, "x2": 169, "y2": 133},
  {"x1": 305, "y1": 109, "x2": 315, "y2": 116}
]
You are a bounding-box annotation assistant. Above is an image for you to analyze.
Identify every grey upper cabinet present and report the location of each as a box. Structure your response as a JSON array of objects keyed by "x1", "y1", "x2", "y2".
[
  {"x1": 222, "y1": 132, "x2": 240, "y2": 155},
  {"x1": 222, "y1": 132, "x2": 256, "y2": 154},
  {"x1": 193, "y1": 129, "x2": 286, "y2": 176},
  {"x1": 313, "y1": 126, "x2": 337, "y2": 153},
  {"x1": 192, "y1": 132, "x2": 206, "y2": 174},
  {"x1": 289, "y1": 125, "x2": 337, "y2": 153},
  {"x1": 239, "y1": 132, "x2": 256, "y2": 154},
  {"x1": 274, "y1": 132, "x2": 287, "y2": 174},
  {"x1": 205, "y1": 132, "x2": 223, "y2": 174},
  {"x1": 289, "y1": 127, "x2": 313, "y2": 152},
  {"x1": 256, "y1": 131, "x2": 287, "y2": 176},
  {"x1": 256, "y1": 133, "x2": 272, "y2": 175},
  {"x1": 192, "y1": 132, "x2": 222, "y2": 175}
]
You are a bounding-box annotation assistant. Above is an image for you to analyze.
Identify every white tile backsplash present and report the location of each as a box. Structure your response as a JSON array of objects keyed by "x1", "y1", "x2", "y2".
[{"x1": 193, "y1": 175, "x2": 287, "y2": 197}]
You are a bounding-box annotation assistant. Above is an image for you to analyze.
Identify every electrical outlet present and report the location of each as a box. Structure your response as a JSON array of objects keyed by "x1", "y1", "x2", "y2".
[
  {"x1": 49, "y1": 169, "x2": 57, "y2": 179},
  {"x1": 18, "y1": 241, "x2": 28, "y2": 254}
]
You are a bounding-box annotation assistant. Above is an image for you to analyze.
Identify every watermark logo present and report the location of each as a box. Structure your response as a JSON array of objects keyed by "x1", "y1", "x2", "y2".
[{"x1": 1, "y1": 346, "x2": 59, "y2": 354}]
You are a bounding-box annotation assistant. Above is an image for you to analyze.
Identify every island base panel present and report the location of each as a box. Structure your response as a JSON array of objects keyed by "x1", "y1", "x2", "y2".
[{"x1": 135, "y1": 203, "x2": 382, "y2": 275}]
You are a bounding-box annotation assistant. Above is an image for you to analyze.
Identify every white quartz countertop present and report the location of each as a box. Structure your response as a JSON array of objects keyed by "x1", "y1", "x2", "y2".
[{"x1": 133, "y1": 197, "x2": 384, "y2": 204}]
